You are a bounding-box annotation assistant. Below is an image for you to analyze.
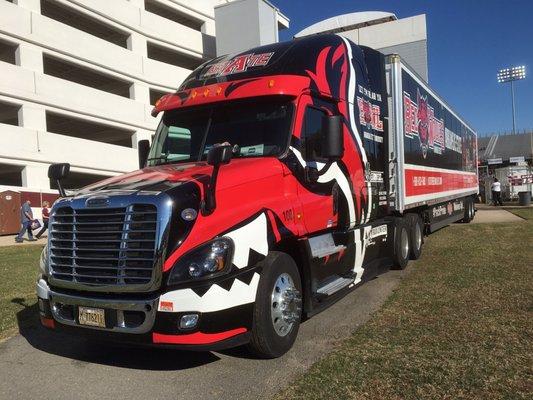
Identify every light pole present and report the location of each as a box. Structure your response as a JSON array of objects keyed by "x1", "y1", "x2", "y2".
[{"x1": 497, "y1": 66, "x2": 526, "y2": 134}]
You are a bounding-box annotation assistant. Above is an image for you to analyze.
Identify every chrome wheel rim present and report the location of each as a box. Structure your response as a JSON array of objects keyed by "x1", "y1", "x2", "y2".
[
  {"x1": 271, "y1": 273, "x2": 301, "y2": 337},
  {"x1": 401, "y1": 228, "x2": 409, "y2": 260},
  {"x1": 414, "y1": 222, "x2": 422, "y2": 251}
]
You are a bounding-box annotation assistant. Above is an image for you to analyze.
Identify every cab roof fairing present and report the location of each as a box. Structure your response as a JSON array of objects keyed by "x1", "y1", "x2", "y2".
[
  {"x1": 178, "y1": 34, "x2": 365, "y2": 90},
  {"x1": 151, "y1": 75, "x2": 310, "y2": 115},
  {"x1": 151, "y1": 34, "x2": 373, "y2": 114}
]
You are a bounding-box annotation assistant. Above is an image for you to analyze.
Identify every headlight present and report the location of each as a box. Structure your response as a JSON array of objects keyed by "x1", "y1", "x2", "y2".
[
  {"x1": 39, "y1": 243, "x2": 49, "y2": 277},
  {"x1": 167, "y1": 237, "x2": 234, "y2": 285}
]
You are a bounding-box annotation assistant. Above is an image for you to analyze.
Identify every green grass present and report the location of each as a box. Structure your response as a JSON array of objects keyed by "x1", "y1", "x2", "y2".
[
  {"x1": 506, "y1": 208, "x2": 533, "y2": 220},
  {"x1": 0, "y1": 245, "x2": 44, "y2": 340},
  {"x1": 277, "y1": 220, "x2": 533, "y2": 400}
]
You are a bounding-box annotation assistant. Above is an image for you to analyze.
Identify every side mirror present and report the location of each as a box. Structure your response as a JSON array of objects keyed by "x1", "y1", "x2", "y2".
[
  {"x1": 48, "y1": 163, "x2": 70, "y2": 197},
  {"x1": 203, "y1": 145, "x2": 233, "y2": 215},
  {"x1": 138, "y1": 139, "x2": 150, "y2": 169},
  {"x1": 48, "y1": 163, "x2": 70, "y2": 181},
  {"x1": 322, "y1": 115, "x2": 344, "y2": 160},
  {"x1": 207, "y1": 144, "x2": 233, "y2": 166}
]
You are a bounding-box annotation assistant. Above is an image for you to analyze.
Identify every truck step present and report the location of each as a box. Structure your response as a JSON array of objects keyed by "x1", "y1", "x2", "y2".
[{"x1": 316, "y1": 275, "x2": 353, "y2": 297}]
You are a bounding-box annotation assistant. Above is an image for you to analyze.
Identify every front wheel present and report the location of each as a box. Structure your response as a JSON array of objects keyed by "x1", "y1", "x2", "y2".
[{"x1": 247, "y1": 252, "x2": 302, "y2": 358}]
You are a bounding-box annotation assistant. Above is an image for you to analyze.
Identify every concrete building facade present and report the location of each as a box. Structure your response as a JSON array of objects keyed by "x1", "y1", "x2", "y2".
[
  {"x1": 214, "y1": 0, "x2": 289, "y2": 56},
  {"x1": 295, "y1": 12, "x2": 428, "y2": 82},
  {"x1": 477, "y1": 131, "x2": 533, "y2": 202},
  {"x1": 0, "y1": 0, "x2": 235, "y2": 210}
]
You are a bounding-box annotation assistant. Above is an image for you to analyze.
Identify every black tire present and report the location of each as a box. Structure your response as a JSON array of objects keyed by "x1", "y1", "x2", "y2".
[
  {"x1": 247, "y1": 252, "x2": 302, "y2": 359},
  {"x1": 462, "y1": 197, "x2": 475, "y2": 223},
  {"x1": 392, "y1": 218, "x2": 410, "y2": 270},
  {"x1": 406, "y1": 213, "x2": 424, "y2": 260}
]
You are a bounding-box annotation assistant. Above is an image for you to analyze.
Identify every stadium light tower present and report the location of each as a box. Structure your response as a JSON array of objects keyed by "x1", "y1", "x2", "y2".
[{"x1": 497, "y1": 65, "x2": 526, "y2": 134}]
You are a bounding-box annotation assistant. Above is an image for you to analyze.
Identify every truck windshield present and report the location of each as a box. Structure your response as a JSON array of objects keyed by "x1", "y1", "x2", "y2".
[{"x1": 147, "y1": 97, "x2": 294, "y2": 166}]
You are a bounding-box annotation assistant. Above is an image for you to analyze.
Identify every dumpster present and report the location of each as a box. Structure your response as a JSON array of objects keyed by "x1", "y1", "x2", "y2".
[{"x1": 518, "y1": 191, "x2": 531, "y2": 206}]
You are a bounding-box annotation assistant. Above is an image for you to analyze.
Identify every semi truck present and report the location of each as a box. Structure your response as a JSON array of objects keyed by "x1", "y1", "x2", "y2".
[{"x1": 36, "y1": 34, "x2": 478, "y2": 358}]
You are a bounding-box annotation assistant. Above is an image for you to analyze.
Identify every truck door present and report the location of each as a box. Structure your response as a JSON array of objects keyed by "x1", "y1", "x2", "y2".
[
  {"x1": 293, "y1": 95, "x2": 355, "y2": 291},
  {"x1": 295, "y1": 98, "x2": 337, "y2": 233}
]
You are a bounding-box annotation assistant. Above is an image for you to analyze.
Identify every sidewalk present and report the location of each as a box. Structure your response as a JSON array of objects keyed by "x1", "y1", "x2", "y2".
[
  {"x1": 472, "y1": 209, "x2": 525, "y2": 224},
  {"x1": 476, "y1": 203, "x2": 532, "y2": 210},
  {"x1": 0, "y1": 235, "x2": 47, "y2": 248}
]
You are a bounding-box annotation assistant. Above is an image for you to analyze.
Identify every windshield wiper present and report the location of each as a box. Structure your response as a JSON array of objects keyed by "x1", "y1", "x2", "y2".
[{"x1": 146, "y1": 155, "x2": 168, "y2": 165}]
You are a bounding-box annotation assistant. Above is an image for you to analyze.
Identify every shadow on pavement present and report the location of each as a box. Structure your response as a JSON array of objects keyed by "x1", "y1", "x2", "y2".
[
  {"x1": 218, "y1": 344, "x2": 258, "y2": 359},
  {"x1": 12, "y1": 298, "x2": 221, "y2": 371}
]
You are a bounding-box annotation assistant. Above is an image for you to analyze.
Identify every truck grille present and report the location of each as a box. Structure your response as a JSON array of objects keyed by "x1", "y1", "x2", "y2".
[{"x1": 49, "y1": 205, "x2": 158, "y2": 286}]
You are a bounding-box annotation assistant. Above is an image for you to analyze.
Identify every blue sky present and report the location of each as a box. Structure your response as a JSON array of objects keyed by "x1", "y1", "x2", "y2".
[{"x1": 271, "y1": 0, "x2": 533, "y2": 136}]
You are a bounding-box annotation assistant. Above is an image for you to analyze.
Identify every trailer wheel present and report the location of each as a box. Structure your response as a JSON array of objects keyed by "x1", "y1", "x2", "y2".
[
  {"x1": 392, "y1": 218, "x2": 410, "y2": 270},
  {"x1": 406, "y1": 213, "x2": 424, "y2": 260},
  {"x1": 247, "y1": 252, "x2": 302, "y2": 359},
  {"x1": 462, "y1": 197, "x2": 475, "y2": 223}
]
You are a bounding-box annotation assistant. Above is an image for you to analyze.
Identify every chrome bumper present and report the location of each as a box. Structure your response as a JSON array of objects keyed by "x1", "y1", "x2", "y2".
[{"x1": 36, "y1": 278, "x2": 159, "y2": 334}]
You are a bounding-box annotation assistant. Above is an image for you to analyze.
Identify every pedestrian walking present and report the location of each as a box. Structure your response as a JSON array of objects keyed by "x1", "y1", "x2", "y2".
[
  {"x1": 35, "y1": 201, "x2": 50, "y2": 239},
  {"x1": 15, "y1": 200, "x2": 37, "y2": 242},
  {"x1": 491, "y1": 178, "x2": 503, "y2": 206}
]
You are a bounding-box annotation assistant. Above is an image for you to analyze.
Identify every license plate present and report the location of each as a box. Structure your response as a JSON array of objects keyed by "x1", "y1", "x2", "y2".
[{"x1": 78, "y1": 306, "x2": 105, "y2": 328}]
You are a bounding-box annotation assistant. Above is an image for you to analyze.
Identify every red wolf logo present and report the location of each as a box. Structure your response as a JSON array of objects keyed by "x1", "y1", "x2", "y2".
[
  {"x1": 362, "y1": 99, "x2": 372, "y2": 125},
  {"x1": 417, "y1": 89, "x2": 429, "y2": 157}
]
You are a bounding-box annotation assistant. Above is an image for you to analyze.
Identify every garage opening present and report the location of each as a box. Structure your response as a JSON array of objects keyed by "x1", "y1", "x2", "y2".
[
  {"x1": 0, "y1": 164, "x2": 23, "y2": 187},
  {"x1": 43, "y1": 54, "x2": 132, "y2": 98},
  {"x1": 46, "y1": 112, "x2": 134, "y2": 147},
  {"x1": 147, "y1": 42, "x2": 202, "y2": 70},
  {"x1": 149, "y1": 88, "x2": 171, "y2": 105},
  {"x1": 0, "y1": 100, "x2": 20, "y2": 126},
  {"x1": 144, "y1": 0, "x2": 203, "y2": 31},
  {"x1": 50, "y1": 171, "x2": 110, "y2": 190},
  {"x1": 0, "y1": 38, "x2": 17, "y2": 64},
  {"x1": 40, "y1": 0, "x2": 129, "y2": 48}
]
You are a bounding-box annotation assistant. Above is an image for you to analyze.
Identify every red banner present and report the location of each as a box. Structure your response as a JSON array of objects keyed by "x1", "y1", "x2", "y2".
[{"x1": 405, "y1": 168, "x2": 478, "y2": 197}]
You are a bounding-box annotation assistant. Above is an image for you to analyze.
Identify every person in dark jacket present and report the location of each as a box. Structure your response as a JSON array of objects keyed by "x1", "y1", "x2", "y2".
[
  {"x1": 36, "y1": 201, "x2": 50, "y2": 239},
  {"x1": 15, "y1": 200, "x2": 36, "y2": 243}
]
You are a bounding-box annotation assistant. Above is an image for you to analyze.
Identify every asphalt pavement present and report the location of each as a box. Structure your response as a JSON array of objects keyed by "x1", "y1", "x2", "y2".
[{"x1": 0, "y1": 267, "x2": 409, "y2": 400}]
